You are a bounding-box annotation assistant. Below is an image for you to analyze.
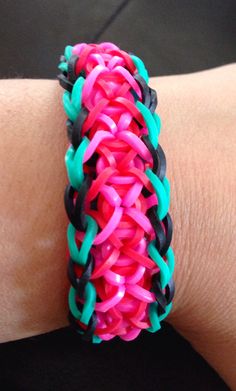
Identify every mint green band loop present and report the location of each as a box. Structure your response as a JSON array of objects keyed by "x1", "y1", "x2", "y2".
[
  {"x1": 69, "y1": 286, "x2": 81, "y2": 319},
  {"x1": 148, "y1": 302, "x2": 161, "y2": 332},
  {"x1": 68, "y1": 281, "x2": 102, "y2": 343},
  {"x1": 67, "y1": 215, "x2": 98, "y2": 266},
  {"x1": 92, "y1": 335, "x2": 102, "y2": 343},
  {"x1": 130, "y1": 54, "x2": 149, "y2": 83},
  {"x1": 65, "y1": 137, "x2": 89, "y2": 190},
  {"x1": 163, "y1": 176, "x2": 170, "y2": 205},
  {"x1": 69, "y1": 281, "x2": 96, "y2": 325},
  {"x1": 62, "y1": 76, "x2": 84, "y2": 122},
  {"x1": 136, "y1": 101, "x2": 159, "y2": 149},
  {"x1": 147, "y1": 302, "x2": 172, "y2": 332},
  {"x1": 166, "y1": 246, "x2": 175, "y2": 277},
  {"x1": 145, "y1": 168, "x2": 170, "y2": 220},
  {"x1": 63, "y1": 91, "x2": 78, "y2": 122},
  {"x1": 80, "y1": 282, "x2": 96, "y2": 324},
  {"x1": 58, "y1": 61, "x2": 68, "y2": 73},
  {"x1": 65, "y1": 45, "x2": 73, "y2": 60},
  {"x1": 71, "y1": 76, "x2": 85, "y2": 112},
  {"x1": 153, "y1": 112, "x2": 161, "y2": 137}
]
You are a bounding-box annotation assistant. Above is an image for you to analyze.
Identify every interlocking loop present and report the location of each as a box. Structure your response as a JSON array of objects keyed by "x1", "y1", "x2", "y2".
[
  {"x1": 64, "y1": 174, "x2": 91, "y2": 231},
  {"x1": 58, "y1": 42, "x2": 175, "y2": 343},
  {"x1": 152, "y1": 272, "x2": 175, "y2": 315}
]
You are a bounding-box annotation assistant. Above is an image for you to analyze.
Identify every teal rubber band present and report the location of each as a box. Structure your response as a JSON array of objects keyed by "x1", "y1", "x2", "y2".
[
  {"x1": 166, "y1": 246, "x2": 175, "y2": 277},
  {"x1": 147, "y1": 302, "x2": 161, "y2": 332},
  {"x1": 147, "y1": 302, "x2": 172, "y2": 333},
  {"x1": 58, "y1": 61, "x2": 68, "y2": 73},
  {"x1": 153, "y1": 112, "x2": 161, "y2": 137},
  {"x1": 130, "y1": 54, "x2": 149, "y2": 83},
  {"x1": 69, "y1": 286, "x2": 81, "y2": 319},
  {"x1": 67, "y1": 215, "x2": 98, "y2": 266},
  {"x1": 78, "y1": 215, "x2": 98, "y2": 264},
  {"x1": 145, "y1": 168, "x2": 170, "y2": 220},
  {"x1": 65, "y1": 137, "x2": 89, "y2": 190},
  {"x1": 62, "y1": 76, "x2": 85, "y2": 121},
  {"x1": 163, "y1": 176, "x2": 170, "y2": 206},
  {"x1": 62, "y1": 91, "x2": 78, "y2": 122},
  {"x1": 92, "y1": 335, "x2": 102, "y2": 344},
  {"x1": 69, "y1": 281, "x2": 96, "y2": 325},
  {"x1": 80, "y1": 282, "x2": 96, "y2": 325},
  {"x1": 65, "y1": 45, "x2": 73, "y2": 61},
  {"x1": 136, "y1": 101, "x2": 159, "y2": 149},
  {"x1": 71, "y1": 76, "x2": 85, "y2": 112}
]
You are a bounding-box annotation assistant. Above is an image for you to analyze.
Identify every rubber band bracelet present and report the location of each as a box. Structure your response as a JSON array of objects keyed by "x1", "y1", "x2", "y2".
[{"x1": 57, "y1": 42, "x2": 175, "y2": 343}]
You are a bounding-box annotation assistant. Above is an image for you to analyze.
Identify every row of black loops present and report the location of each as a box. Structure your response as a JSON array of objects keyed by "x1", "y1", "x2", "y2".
[
  {"x1": 68, "y1": 253, "x2": 97, "y2": 341},
  {"x1": 57, "y1": 52, "x2": 97, "y2": 340},
  {"x1": 130, "y1": 73, "x2": 157, "y2": 114},
  {"x1": 142, "y1": 136, "x2": 166, "y2": 180},
  {"x1": 67, "y1": 106, "x2": 89, "y2": 149},
  {"x1": 147, "y1": 206, "x2": 173, "y2": 257},
  {"x1": 57, "y1": 53, "x2": 86, "y2": 93},
  {"x1": 64, "y1": 173, "x2": 91, "y2": 232}
]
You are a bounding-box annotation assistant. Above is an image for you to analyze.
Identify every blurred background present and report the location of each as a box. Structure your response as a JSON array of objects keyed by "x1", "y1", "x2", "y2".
[{"x1": 0, "y1": 1, "x2": 235, "y2": 390}]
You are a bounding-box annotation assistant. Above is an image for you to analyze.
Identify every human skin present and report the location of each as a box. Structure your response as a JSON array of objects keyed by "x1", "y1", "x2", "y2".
[{"x1": 0, "y1": 64, "x2": 235, "y2": 389}]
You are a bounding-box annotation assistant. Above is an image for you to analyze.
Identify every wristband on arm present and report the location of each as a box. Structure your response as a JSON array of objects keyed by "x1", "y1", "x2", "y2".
[{"x1": 57, "y1": 41, "x2": 175, "y2": 343}]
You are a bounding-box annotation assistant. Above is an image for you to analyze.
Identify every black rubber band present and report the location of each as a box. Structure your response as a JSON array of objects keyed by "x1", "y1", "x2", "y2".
[
  {"x1": 133, "y1": 73, "x2": 151, "y2": 109},
  {"x1": 64, "y1": 174, "x2": 91, "y2": 232},
  {"x1": 149, "y1": 87, "x2": 158, "y2": 113},
  {"x1": 151, "y1": 272, "x2": 167, "y2": 315},
  {"x1": 73, "y1": 174, "x2": 91, "y2": 231},
  {"x1": 165, "y1": 277, "x2": 175, "y2": 305},
  {"x1": 142, "y1": 137, "x2": 166, "y2": 180},
  {"x1": 67, "y1": 254, "x2": 97, "y2": 341},
  {"x1": 67, "y1": 253, "x2": 95, "y2": 299},
  {"x1": 69, "y1": 106, "x2": 89, "y2": 150},
  {"x1": 151, "y1": 271, "x2": 175, "y2": 316},
  {"x1": 67, "y1": 54, "x2": 79, "y2": 84},
  {"x1": 147, "y1": 206, "x2": 166, "y2": 256},
  {"x1": 129, "y1": 81, "x2": 157, "y2": 115},
  {"x1": 68, "y1": 310, "x2": 97, "y2": 342},
  {"x1": 160, "y1": 213, "x2": 173, "y2": 256},
  {"x1": 129, "y1": 73, "x2": 158, "y2": 113},
  {"x1": 57, "y1": 72, "x2": 73, "y2": 93},
  {"x1": 77, "y1": 253, "x2": 94, "y2": 299}
]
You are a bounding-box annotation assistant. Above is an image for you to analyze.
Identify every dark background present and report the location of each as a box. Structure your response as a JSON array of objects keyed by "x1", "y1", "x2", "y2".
[{"x1": 0, "y1": 1, "x2": 235, "y2": 390}]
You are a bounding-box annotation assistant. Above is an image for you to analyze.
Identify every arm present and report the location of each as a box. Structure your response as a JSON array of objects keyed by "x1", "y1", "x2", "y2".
[{"x1": 0, "y1": 64, "x2": 235, "y2": 388}]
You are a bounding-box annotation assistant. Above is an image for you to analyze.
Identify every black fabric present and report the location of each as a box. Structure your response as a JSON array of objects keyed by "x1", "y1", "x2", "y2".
[{"x1": 0, "y1": 1, "x2": 235, "y2": 390}]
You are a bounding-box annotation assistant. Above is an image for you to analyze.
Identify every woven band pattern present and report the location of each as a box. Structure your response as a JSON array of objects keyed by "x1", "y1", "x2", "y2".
[{"x1": 58, "y1": 42, "x2": 175, "y2": 343}]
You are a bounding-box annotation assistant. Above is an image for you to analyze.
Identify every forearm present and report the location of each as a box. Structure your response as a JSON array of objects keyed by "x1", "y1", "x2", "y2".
[
  {"x1": 0, "y1": 66, "x2": 235, "y2": 388},
  {"x1": 150, "y1": 65, "x2": 236, "y2": 389},
  {"x1": 0, "y1": 79, "x2": 69, "y2": 338}
]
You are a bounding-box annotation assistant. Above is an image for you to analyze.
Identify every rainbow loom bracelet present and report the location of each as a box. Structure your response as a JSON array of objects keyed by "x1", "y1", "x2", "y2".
[{"x1": 57, "y1": 42, "x2": 175, "y2": 343}]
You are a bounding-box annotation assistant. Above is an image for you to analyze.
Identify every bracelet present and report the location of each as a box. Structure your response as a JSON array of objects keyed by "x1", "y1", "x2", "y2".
[{"x1": 57, "y1": 42, "x2": 175, "y2": 343}]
